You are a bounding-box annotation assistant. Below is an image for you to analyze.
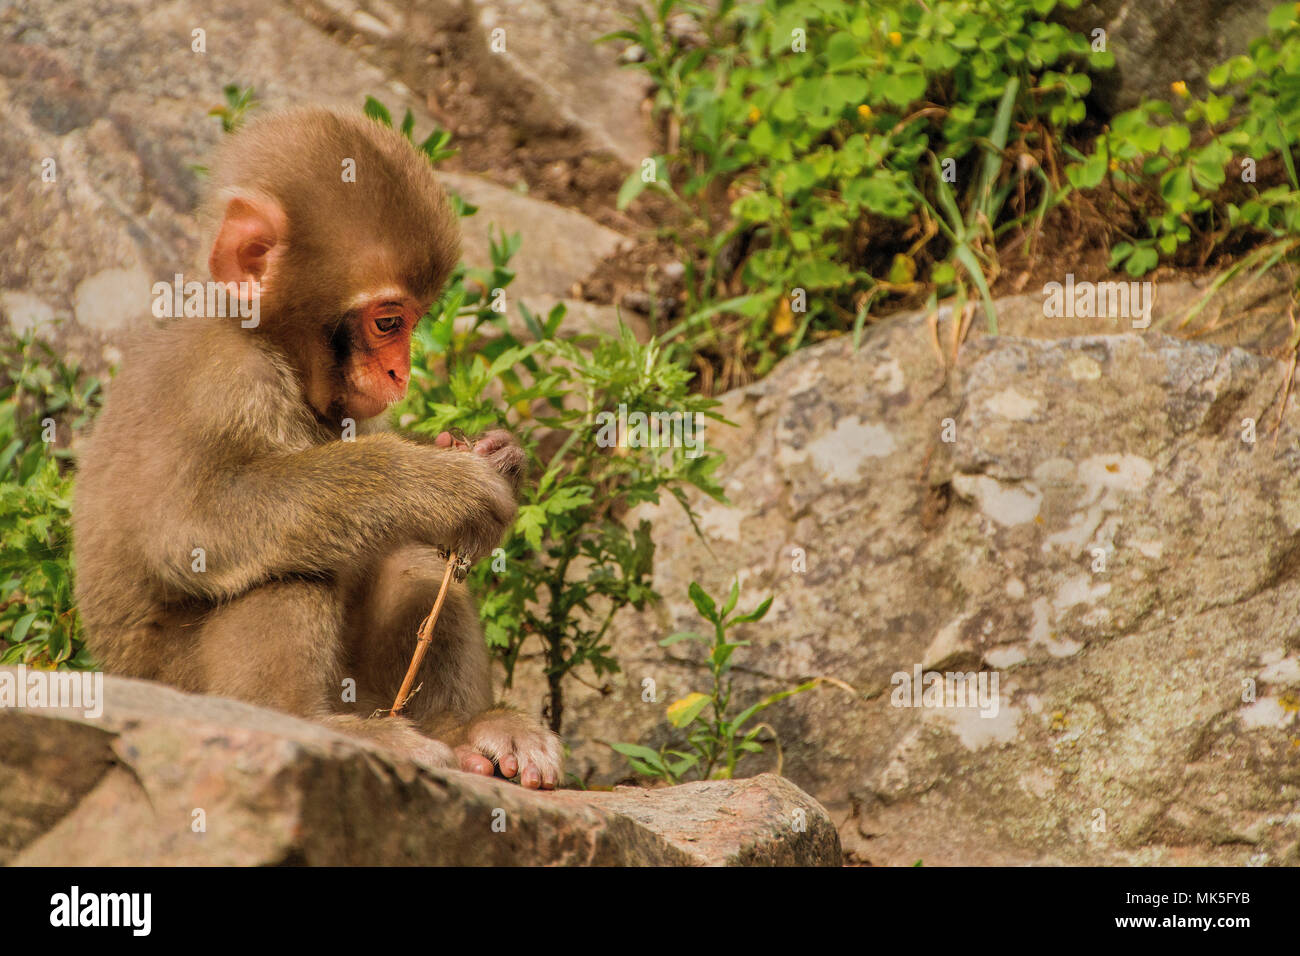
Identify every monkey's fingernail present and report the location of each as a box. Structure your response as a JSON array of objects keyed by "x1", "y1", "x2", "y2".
[
  {"x1": 522, "y1": 767, "x2": 540, "y2": 789},
  {"x1": 500, "y1": 756, "x2": 518, "y2": 777}
]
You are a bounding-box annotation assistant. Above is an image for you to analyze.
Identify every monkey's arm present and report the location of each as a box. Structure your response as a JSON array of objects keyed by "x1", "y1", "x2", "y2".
[{"x1": 152, "y1": 434, "x2": 514, "y2": 600}]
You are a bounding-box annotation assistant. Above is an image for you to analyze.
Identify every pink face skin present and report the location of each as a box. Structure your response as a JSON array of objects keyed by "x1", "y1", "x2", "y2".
[{"x1": 341, "y1": 297, "x2": 423, "y2": 421}]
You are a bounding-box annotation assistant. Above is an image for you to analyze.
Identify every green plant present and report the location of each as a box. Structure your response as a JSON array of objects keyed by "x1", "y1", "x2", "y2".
[
  {"x1": 362, "y1": 97, "x2": 732, "y2": 733},
  {"x1": 399, "y1": 308, "x2": 730, "y2": 732},
  {"x1": 608, "y1": 0, "x2": 1103, "y2": 384},
  {"x1": 611, "y1": 579, "x2": 838, "y2": 782},
  {"x1": 0, "y1": 332, "x2": 103, "y2": 667},
  {"x1": 899, "y1": 79, "x2": 1058, "y2": 337},
  {"x1": 1068, "y1": 3, "x2": 1300, "y2": 280},
  {"x1": 363, "y1": 96, "x2": 458, "y2": 165},
  {"x1": 208, "y1": 84, "x2": 259, "y2": 134}
]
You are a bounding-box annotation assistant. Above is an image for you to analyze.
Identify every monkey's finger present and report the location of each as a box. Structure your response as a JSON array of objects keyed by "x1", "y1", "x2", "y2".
[
  {"x1": 498, "y1": 753, "x2": 519, "y2": 778},
  {"x1": 454, "y1": 746, "x2": 495, "y2": 777},
  {"x1": 522, "y1": 762, "x2": 556, "y2": 790},
  {"x1": 472, "y1": 433, "x2": 509, "y2": 456},
  {"x1": 519, "y1": 755, "x2": 557, "y2": 790},
  {"x1": 434, "y1": 431, "x2": 471, "y2": 451}
]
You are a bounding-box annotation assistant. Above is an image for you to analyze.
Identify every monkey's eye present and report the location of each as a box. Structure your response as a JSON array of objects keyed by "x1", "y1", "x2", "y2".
[{"x1": 374, "y1": 314, "x2": 402, "y2": 334}]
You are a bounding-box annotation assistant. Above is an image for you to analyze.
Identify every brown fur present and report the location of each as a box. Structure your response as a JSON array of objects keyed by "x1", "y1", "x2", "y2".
[{"x1": 72, "y1": 107, "x2": 561, "y2": 787}]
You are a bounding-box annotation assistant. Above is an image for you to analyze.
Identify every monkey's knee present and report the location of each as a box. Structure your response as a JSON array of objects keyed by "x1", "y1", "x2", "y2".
[
  {"x1": 198, "y1": 580, "x2": 345, "y2": 716},
  {"x1": 353, "y1": 546, "x2": 479, "y2": 642},
  {"x1": 346, "y1": 546, "x2": 490, "y2": 720}
]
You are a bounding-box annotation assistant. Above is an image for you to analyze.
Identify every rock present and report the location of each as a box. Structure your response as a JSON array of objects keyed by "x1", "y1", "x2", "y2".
[
  {"x1": 0, "y1": 0, "x2": 626, "y2": 361},
  {"x1": 974, "y1": 270, "x2": 1296, "y2": 355},
  {"x1": 0, "y1": 671, "x2": 839, "y2": 866},
  {"x1": 442, "y1": 171, "x2": 626, "y2": 301},
  {"x1": 465, "y1": 0, "x2": 654, "y2": 167},
  {"x1": 1059, "y1": 1, "x2": 1275, "y2": 114},
  {"x1": 508, "y1": 306, "x2": 1300, "y2": 866}
]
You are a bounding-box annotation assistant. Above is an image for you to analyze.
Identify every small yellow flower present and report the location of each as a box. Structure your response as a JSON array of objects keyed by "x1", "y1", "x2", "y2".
[
  {"x1": 888, "y1": 31, "x2": 902, "y2": 46},
  {"x1": 1109, "y1": 158, "x2": 1119, "y2": 171},
  {"x1": 747, "y1": 106, "x2": 761, "y2": 124},
  {"x1": 772, "y1": 297, "x2": 795, "y2": 336},
  {"x1": 857, "y1": 103, "x2": 873, "y2": 120},
  {"x1": 1171, "y1": 80, "x2": 1189, "y2": 98}
]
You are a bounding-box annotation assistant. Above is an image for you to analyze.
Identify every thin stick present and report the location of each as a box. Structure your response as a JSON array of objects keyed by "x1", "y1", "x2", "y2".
[{"x1": 389, "y1": 551, "x2": 459, "y2": 717}]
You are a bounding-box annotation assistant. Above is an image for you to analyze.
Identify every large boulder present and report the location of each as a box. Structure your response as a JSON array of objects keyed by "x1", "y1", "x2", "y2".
[
  {"x1": 514, "y1": 299, "x2": 1300, "y2": 866},
  {"x1": 0, "y1": 671, "x2": 839, "y2": 866},
  {"x1": 0, "y1": 0, "x2": 628, "y2": 366},
  {"x1": 1060, "y1": 1, "x2": 1276, "y2": 113}
]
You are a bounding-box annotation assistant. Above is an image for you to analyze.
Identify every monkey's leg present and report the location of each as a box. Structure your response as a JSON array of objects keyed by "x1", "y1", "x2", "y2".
[
  {"x1": 345, "y1": 546, "x2": 562, "y2": 788},
  {"x1": 191, "y1": 579, "x2": 457, "y2": 770}
]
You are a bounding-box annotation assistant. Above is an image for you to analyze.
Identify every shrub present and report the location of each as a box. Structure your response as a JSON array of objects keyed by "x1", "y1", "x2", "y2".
[
  {"x1": 610, "y1": 0, "x2": 1105, "y2": 382},
  {"x1": 1068, "y1": 3, "x2": 1300, "y2": 290},
  {"x1": 612, "y1": 578, "x2": 845, "y2": 782},
  {"x1": 0, "y1": 333, "x2": 102, "y2": 667}
]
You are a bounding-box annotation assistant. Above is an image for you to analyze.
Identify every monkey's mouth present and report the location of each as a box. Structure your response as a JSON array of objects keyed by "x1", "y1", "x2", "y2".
[{"x1": 348, "y1": 392, "x2": 397, "y2": 421}]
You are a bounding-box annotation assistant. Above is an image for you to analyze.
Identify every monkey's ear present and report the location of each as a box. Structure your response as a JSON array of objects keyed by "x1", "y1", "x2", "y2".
[{"x1": 209, "y1": 196, "x2": 287, "y2": 288}]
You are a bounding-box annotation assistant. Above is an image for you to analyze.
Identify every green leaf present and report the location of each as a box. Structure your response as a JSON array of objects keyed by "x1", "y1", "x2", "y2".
[
  {"x1": 666, "y1": 692, "x2": 711, "y2": 728},
  {"x1": 363, "y1": 96, "x2": 393, "y2": 127},
  {"x1": 514, "y1": 504, "x2": 547, "y2": 552},
  {"x1": 720, "y1": 578, "x2": 740, "y2": 618},
  {"x1": 1124, "y1": 244, "x2": 1160, "y2": 276},
  {"x1": 659, "y1": 630, "x2": 703, "y2": 646},
  {"x1": 687, "y1": 581, "x2": 717, "y2": 622},
  {"x1": 9, "y1": 611, "x2": 37, "y2": 645},
  {"x1": 617, "y1": 166, "x2": 650, "y2": 210},
  {"x1": 730, "y1": 595, "x2": 773, "y2": 625},
  {"x1": 731, "y1": 679, "x2": 822, "y2": 731},
  {"x1": 610, "y1": 742, "x2": 668, "y2": 773},
  {"x1": 1268, "y1": 3, "x2": 1297, "y2": 32},
  {"x1": 749, "y1": 120, "x2": 776, "y2": 154},
  {"x1": 1159, "y1": 165, "x2": 1195, "y2": 212}
]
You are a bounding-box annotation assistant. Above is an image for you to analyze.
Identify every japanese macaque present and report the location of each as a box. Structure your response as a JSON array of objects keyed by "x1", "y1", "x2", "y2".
[{"x1": 72, "y1": 107, "x2": 561, "y2": 789}]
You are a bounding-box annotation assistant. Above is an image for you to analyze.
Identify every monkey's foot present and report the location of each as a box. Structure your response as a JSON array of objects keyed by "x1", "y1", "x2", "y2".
[{"x1": 455, "y1": 710, "x2": 563, "y2": 790}]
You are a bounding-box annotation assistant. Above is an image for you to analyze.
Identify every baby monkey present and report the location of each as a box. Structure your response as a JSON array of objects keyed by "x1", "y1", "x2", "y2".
[{"x1": 73, "y1": 107, "x2": 561, "y2": 789}]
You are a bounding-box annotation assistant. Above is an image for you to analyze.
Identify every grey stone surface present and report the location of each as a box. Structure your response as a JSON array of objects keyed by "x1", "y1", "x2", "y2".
[
  {"x1": 1060, "y1": 0, "x2": 1276, "y2": 113},
  {"x1": 465, "y1": 0, "x2": 654, "y2": 167},
  {"x1": 0, "y1": 0, "x2": 626, "y2": 361},
  {"x1": 507, "y1": 308, "x2": 1300, "y2": 865},
  {"x1": 0, "y1": 671, "x2": 840, "y2": 866}
]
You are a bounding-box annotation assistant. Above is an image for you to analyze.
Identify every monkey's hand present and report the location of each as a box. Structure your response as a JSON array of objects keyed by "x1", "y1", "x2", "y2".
[
  {"x1": 442, "y1": 453, "x2": 517, "y2": 564},
  {"x1": 435, "y1": 428, "x2": 526, "y2": 493},
  {"x1": 453, "y1": 708, "x2": 563, "y2": 790}
]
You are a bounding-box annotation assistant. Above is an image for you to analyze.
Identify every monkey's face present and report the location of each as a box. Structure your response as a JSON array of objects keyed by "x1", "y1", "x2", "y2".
[
  {"x1": 310, "y1": 292, "x2": 426, "y2": 424},
  {"x1": 204, "y1": 109, "x2": 461, "y2": 428}
]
